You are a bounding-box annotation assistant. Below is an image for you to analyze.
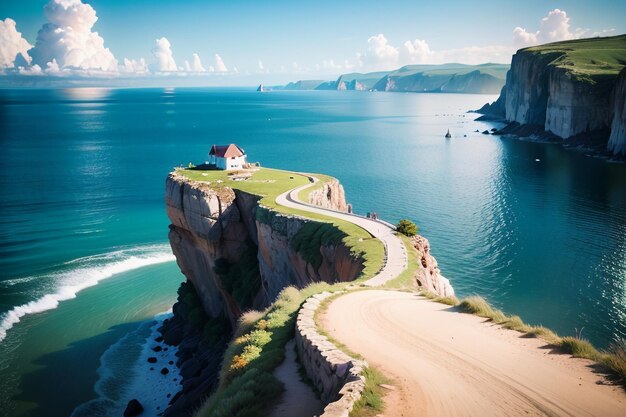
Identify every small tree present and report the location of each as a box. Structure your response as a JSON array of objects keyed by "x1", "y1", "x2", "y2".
[{"x1": 396, "y1": 219, "x2": 418, "y2": 237}]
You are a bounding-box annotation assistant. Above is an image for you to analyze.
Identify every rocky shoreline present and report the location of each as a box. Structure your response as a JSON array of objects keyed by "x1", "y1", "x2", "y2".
[
  {"x1": 472, "y1": 114, "x2": 626, "y2": 162},
  {"x1": 154, "y1": 282, "x2": 231, "y2": 417}
]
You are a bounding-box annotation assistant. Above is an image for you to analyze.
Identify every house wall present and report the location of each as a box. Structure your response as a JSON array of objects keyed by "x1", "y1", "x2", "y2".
[{"x1": 225, "y1": 155, "x2": 246, "y2": 170}]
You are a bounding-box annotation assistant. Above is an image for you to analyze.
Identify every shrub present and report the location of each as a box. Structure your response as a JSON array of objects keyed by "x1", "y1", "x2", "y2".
[{"x1": 396, "y1": 219, "x2": 418, "y2": 237}]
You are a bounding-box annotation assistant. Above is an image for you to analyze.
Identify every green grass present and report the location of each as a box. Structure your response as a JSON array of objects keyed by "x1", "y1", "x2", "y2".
[
  {"x1": 350, "y1": 367, "x2": 389, "y2": 417},
  {"x1": 196, "y1": 283, "x2": 344, "y2": 417},
  {"x1": 524, "y1": 34, "x2": 626, "y2": 85}
]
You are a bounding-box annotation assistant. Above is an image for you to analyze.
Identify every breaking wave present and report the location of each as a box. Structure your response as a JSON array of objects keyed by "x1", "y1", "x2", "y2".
[{"x1": 0, "y1": 244, "x2": 175, "y2": 343}]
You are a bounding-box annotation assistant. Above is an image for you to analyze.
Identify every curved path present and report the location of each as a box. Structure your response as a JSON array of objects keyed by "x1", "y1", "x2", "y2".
[
  {"x1": 322, "y1": 290, "x2": 626, "y2": 417},
  {"x1": 276, "y1": 176, "x2": 407, "y2": 286},
  {"x1": 275, "y1": 174, "x2": 626, "y2": 416}
]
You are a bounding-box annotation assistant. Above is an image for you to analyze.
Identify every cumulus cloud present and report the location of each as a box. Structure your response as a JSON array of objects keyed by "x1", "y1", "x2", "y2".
[
  {"x1": 401, "y1": 38, "x2": 432, "y2": 63},
  {"x1": 192, "y1": 53, "x2": 205, "y2": 72},
  {"x1": 0, "y1": 18, "x2": 32, "y2": 68},
  {"x1": 29, "y1": 0, "x2": 118, "y2": 71},
  {"x1": 513, "y1": 9, "x2": 580, "y2": 47},
  {"x1": 122, "y1": 57, "x2": 147, "y2": 74},
  {"x1": 214, "y1": 54, "x2": 228, "y2": 72},
  {"x1": 152, "y1": 37, "x2": 177, "y2": 72},
  {"x1": 361, "y1": 34, "x2": 400, "y2": 68}
]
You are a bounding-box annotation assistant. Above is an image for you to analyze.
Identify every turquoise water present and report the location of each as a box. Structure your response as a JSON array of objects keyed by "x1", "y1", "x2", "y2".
[{"x1": 0, "y1": 88, "x2": 625, "y2": 415}]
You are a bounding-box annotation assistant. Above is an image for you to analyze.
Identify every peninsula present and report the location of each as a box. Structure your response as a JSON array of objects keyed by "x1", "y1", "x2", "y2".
[{"x1": 146, "y1": 158, "x2": 626, "y2": 417}]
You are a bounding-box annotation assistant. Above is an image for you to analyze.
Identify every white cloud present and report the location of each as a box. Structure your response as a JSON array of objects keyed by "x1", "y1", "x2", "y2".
[
  {"x1": 214, "y1": 54, "x2": 228, "y2": 72},
  {"x1": 192, "y1": 53, "x2": 205, "y2": 72},
  {"x1": 29, "y1": 0, "x2": 118, "y2": 71},
  {"x1": 401, "y1": 38, "x2": 432, "y2": 63},
  {"x1": 122, "y1": 57, "x2": 147, "y2": 74},
  {"x1": 152, "y1": 37, "x2": 177, "y2": 72},
  {"x1": 0, "y1": 18, "x2": 32, "y2": 68},
  {"x1": 46, "y1": 58, "x2": 61, "y2": 73},
  {"x1": 361, "y1": 34, "x2": 400, "y2": 69},
  {"x1": 513, "y1": 9, "x2": 579, "y2": 47}
]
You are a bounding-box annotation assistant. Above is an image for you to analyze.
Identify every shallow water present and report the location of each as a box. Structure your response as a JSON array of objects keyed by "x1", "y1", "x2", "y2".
[{"x1": 0, "y1": 88, "x2": 624, "y2": 415}]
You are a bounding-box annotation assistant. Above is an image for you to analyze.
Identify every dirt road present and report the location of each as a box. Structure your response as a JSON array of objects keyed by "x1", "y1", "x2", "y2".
[{"x1": 322, "y1": 290, "x2": 626, "y2": 417}]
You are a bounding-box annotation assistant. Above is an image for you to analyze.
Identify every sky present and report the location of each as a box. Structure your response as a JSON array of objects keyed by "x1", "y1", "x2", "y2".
[{"x1": 0, "y1": 0, "x2": 624, "y2": 86}]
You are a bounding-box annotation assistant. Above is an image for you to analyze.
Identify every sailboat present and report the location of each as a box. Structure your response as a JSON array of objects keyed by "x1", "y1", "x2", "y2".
[{"x1": 445, "y1": 129, "x2": 451, "y2": 138}]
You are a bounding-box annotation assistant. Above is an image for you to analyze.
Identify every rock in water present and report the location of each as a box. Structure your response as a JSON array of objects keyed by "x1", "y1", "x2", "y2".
[{"x1": 124, "y1": 399, "x2": 144, "y2": 416}]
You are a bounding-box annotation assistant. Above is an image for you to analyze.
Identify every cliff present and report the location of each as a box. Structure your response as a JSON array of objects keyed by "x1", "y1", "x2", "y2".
[
  {"x1": 305, "y1": 178, "x2": 349, "y2": 211},
  {"x1": 410, "y1": 235, "x2": 455, "y2": 297},
  {"x1": 608, "y1": 67, "x2": 626, "y2": 155},
  {"x1": 165, "y1": 171, "x2": 362, "y2": 323},
  {"x1": 161, "y1": 170, "x2": 366, "y2": 416},
  {"x1": 478, "y1": 35, "x2": 626, "y2": 156}
]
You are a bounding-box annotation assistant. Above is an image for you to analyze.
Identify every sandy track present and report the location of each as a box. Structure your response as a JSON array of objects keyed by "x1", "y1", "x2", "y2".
[{"x1": 322, "y1": 290, "x2": 626, "y2": 417}]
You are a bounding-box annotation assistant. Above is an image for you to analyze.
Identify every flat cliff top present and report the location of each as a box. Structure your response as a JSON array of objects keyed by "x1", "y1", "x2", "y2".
[
  {"x1": 176, "y1": 167, "x2": 311, "y2": 210},
  {"x1": 523, "y1": 34, "x2": 626, "y2": 79}
]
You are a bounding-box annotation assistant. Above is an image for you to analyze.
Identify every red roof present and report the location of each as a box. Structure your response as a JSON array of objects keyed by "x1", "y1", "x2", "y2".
[{"x1": 209, "y1": 144, "x2": 245, "y2": 158}]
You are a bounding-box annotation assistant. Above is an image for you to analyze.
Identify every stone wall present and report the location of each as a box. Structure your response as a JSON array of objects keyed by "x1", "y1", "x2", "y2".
[{"x1": 295, "y1": 291, "x2": 367, "y2": 417}]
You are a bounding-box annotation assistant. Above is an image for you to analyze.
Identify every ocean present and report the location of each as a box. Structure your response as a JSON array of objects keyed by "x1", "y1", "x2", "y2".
[{"x1": 0, "y1": 87, "x2": 624, "y2": 416}]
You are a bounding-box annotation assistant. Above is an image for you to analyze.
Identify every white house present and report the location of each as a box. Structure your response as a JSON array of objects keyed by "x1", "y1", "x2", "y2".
[{"x1": 208, "y1": 144, "x2": 247, "y2": 170}]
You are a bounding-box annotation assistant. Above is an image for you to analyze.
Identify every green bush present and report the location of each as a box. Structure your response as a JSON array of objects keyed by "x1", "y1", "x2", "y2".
[{"x1": 396, "y1": 219, "x2": 418, "y2": 237}]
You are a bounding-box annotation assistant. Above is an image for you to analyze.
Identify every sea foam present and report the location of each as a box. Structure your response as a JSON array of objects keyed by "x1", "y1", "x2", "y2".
[
  {"x1": 71, "y1": 312, "x2": 181, "y2": 417},
  {"x1": 0, "y1": 244, "x2": 175, "y2": 343}
]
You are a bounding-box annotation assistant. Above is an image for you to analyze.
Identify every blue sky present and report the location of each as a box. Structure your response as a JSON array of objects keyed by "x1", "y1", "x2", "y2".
[{"x1": 0, "y1": 0, "x2": 624, "y2": 85}]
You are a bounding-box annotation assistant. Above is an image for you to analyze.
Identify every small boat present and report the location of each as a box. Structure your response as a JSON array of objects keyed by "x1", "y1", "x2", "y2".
[{"x1": 445, "y1": 129, "x2": 451, "y2": 138}]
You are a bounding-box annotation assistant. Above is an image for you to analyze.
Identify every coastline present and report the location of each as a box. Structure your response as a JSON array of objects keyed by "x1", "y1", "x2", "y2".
[{"x1": 72, "y1": 312, "x2": 182, "y2": 417}]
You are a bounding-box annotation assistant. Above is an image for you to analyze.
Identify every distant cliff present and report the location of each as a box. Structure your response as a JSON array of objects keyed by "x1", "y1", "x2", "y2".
[
  {"x1": 477, "y1": 35, "x2": 626, "y2": 156},
  {"x1": 281, "y1": 63, "x2": 509, "y2": 94}
]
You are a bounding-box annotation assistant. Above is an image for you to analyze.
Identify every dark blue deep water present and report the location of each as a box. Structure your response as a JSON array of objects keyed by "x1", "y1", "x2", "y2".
[{"x1": 0, "y1": 88, "x2": 625, "y2": 415}]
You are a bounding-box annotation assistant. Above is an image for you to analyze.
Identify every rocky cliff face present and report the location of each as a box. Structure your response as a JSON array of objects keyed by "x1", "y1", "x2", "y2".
[
  {"x1": 410, "y1": 235, "x2": 455, "y2": 297},
  {"x1": 165, "y1": 172, "x2": 361, "y2": 323},
  {"x1": 608, "y1": 67, "x2": 626, "y2": 155},
  {"x1": 162, "y1": 172, "x2": 366, "y2": 416},
  {"x1": 306, "y1": 179, "x2": 348, "y2": 212},
  {"x1": 545, "y1": 68, "x2": 613, "y2": 138}
]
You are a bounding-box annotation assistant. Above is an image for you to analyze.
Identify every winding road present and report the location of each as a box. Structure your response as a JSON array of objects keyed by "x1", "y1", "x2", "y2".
[
  {"x1": 275, "y1": 175, "x2": 626, "y2": 416},
  {"x1": 276, "y1": 177, "x2": 407, "y2": 286}
]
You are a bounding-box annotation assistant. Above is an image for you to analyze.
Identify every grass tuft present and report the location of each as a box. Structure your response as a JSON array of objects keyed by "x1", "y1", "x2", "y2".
[
  {"x1": 560, "y1": 336, "x2": 603, "y2": 360},
  {"x1": 350, "y1": 367, "x2": 390, "y2": 417}
]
